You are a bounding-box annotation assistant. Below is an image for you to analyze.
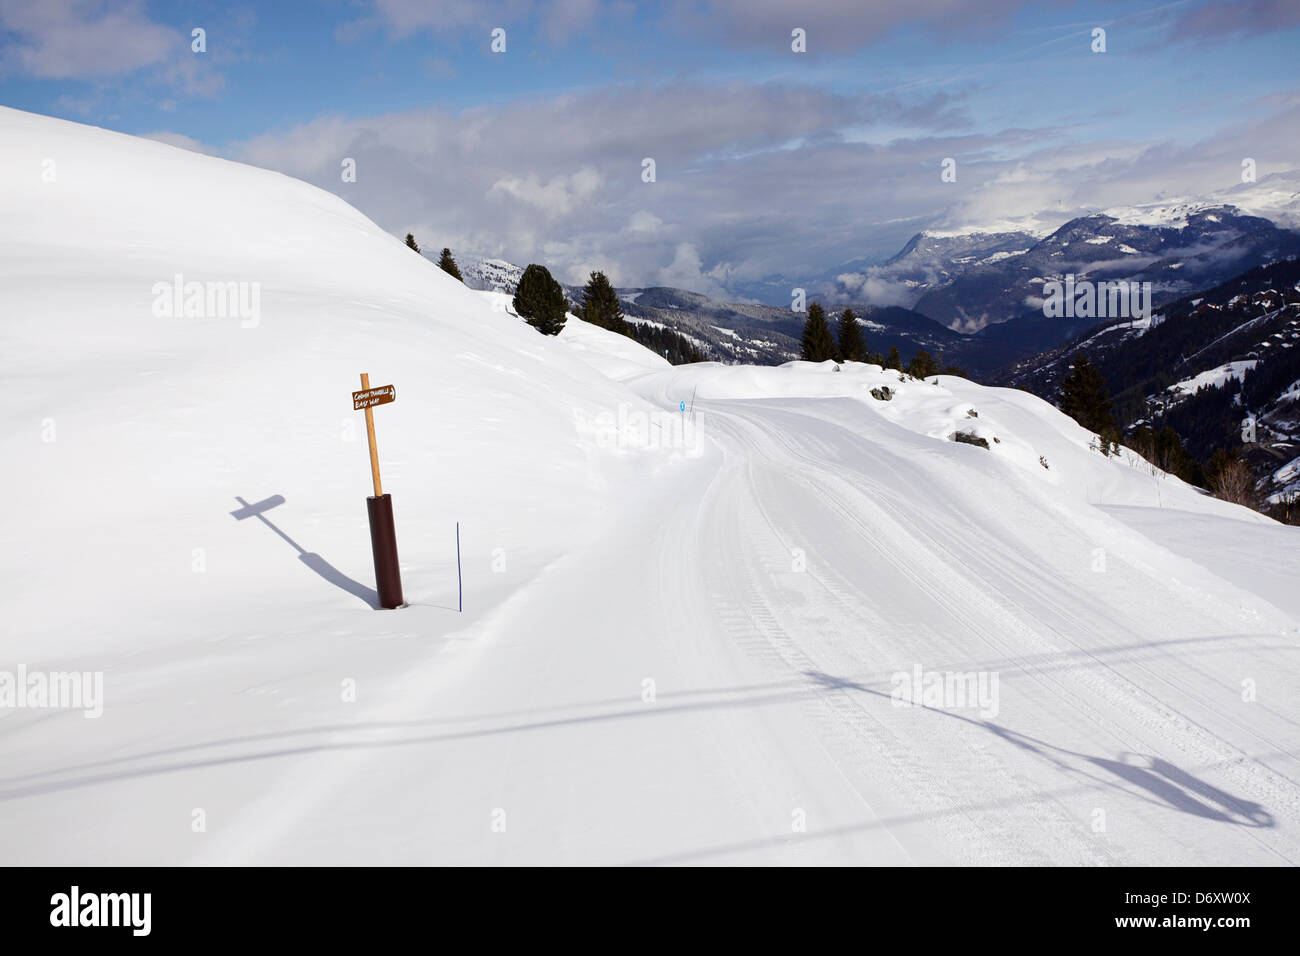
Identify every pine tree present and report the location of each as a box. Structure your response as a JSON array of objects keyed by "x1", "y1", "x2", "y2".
[
  {"x1": 1059, "y1": 352, "x2": 1119, "y2": 442},
  {"x1": 436, "y1": 247, "x2": 463, "y2": 282},
  {"x1": 908, "y1": 350, "x2": 938, "y2": 378},
  {"x1": 629, "y1": 323, "x2": 706, "y2": 364},
  {"x1": 405, "y1": 233, "x2": 420, "y2": 254},
  {"x1": 837, "y1": 308, "x2": 863, "y2": 363},
  {"x1": 580, "y1": 271, "x2": 629, "y2": 335},
  {"x1": 800, "y1": 303, "x2": 837, "y2": 362},
  {"x1": 886, "y1": 346, "x2": 902, "y2": 371},
  {"x1": 512, "y1": 264, "x2": 568, "y2": 336}
]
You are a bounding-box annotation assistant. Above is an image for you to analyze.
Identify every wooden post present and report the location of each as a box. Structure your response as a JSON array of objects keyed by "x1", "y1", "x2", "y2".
[
  {"x1": 352, "y1": 372, "x2": 402, "y2": 608},
  {"x1": 361, "y1": 372, "x2": 383, "y2": 497}
]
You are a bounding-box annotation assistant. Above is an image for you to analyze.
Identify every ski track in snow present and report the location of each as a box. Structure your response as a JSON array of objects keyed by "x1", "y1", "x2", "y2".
[{"x1": 696, "y1": 401, "x2": 1300, "y2": 865}]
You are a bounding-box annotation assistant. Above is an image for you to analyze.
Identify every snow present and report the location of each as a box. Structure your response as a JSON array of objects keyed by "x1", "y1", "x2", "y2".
[
  {"x1": 4, "y1": 107, "x2": 1300, "y2": 866},
  {"x1": 923, "y1": 217, "x2": 1055, "y2": 239},
  {"x1": 1104, "y1": 199, "x2": 1203, "y2": 229},
  {"x1": 979, "y1": 250, "x2": 1024, "y2": 264},
  {"x1": 1168, "y1": 361, "x2": 1258, "y2": 395}
]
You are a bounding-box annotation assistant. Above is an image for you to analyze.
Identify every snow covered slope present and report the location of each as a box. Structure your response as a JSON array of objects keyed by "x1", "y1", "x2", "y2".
[{"x1": 2, "y1": 107, "x2": 1298, "y2": 866}]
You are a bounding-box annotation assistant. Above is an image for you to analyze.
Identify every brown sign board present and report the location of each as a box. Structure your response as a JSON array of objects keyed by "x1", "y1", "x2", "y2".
[{"x1": 353, "y1": 384, "x2": 396, "y2": 410}]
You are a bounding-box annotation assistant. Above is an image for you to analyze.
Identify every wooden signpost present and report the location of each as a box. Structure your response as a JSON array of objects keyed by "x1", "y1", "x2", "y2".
[{"x1": 353, "y1": 372, "x2": 404, "y2": 609}]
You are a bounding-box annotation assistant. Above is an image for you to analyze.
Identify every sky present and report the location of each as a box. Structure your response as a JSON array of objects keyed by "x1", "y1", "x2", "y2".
[{"x1": 2, "y1": 0, "x2": 1299, "y2": 303}]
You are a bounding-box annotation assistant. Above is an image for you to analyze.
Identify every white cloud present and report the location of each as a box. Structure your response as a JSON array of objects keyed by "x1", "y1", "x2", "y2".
[
  {"x1": 0, "y1": 0, "x2": 231, "y2": 98},
  {"x1": 226, "y1": 80, "x2": 1300, "y2": 302},
  {"x1": 0, "y1": 0, "x2": 176, "y2": 78},
  {"x1": 626, "y1": 210, "x2": 664, "y2": 233},
  {"x1": 487, "y1": 166, "x2": 602, "y2": 216},
  {"x1": 656, "y1": 242, "x2": 731, "y2": 298}
]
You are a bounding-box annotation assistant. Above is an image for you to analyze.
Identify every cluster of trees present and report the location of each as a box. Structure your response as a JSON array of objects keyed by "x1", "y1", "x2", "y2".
[
  {"x1": 406, "y1": 234, "x2": 465, "y2": 282},
  {"x1": 798, "y1": 303, "x2": 965, "y2": 377},
  {"x1": 1059, "y1": 354, "x2": 1122, "y2": 454},
  {"x1": 577, "y1": 269, "x2": 704, "y2": 363},
  {"x1": 1061, "y1": 350, "x2": 1300, "y2": 523},
  {"x1": 515, "y1": 262, "x2": 704, "y2": 363},
  {"x1": 630, "y1": 322, "x2": 706, "y2": 364},
  {"x1": 1057, "y1": 351, "x2": 1270, "y2": 496}
]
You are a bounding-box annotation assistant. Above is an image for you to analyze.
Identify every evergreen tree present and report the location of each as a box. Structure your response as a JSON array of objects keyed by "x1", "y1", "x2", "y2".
[
  {"x1": 908, "y1": 350, "x2": 939, "y2": 378},
  {"x1": 436, "y1": 247, "x2": 463, "y2": 282},
  {"x1": 629, "y1": 323, "x2": 706, "y2": 365},
  {"x1": 1059, "y1": 352, "x2": 1119, "y2": 443},
  {"x1": 512, "y1": 264, "x2": 568, "y2": 336},
  {"x1": 1129, "y1": 426, "x2": 1206, "y2": 484},
  {"x1": 580, "y1": 271, "x2": 629, "y2": 335},
  {"x1": 886, "y1": 346, "x2": 902, "y2": 371},
  {"x1": 405, "y1": 233, "x2": 420, "y2": 253},
  {"x1": 836, "y1": 308, "x2": 864, "y2": 362},
  {"x1": 800, "y1": 303, "x2": 837, "y2": 362}
]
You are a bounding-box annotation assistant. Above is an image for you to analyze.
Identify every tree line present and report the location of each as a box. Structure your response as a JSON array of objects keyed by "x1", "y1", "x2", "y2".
[
  {"x1": 798, "y1": 301, "x2": 966, "y2": 378},
  {"x1": 405, "y1": 234, "x2": 704, "y2": 364},
  {"x1": 1057, "y1": 352, "x2": 1294, "y2": 522}
]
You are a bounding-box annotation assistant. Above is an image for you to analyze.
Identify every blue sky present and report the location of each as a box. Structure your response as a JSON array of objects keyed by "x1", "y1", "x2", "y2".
[{"x1": 2, "y1": 0, "x2": 1298, "y2": 302}]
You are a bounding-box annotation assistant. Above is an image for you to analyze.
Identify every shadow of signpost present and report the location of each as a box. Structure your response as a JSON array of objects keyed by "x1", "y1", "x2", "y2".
[{"x1": 230, "y1": 495, "x2": 379, "y2": 609}]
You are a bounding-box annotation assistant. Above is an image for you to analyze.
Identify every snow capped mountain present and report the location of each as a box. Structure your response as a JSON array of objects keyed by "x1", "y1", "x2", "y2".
[
  {"x1": 4, "y1": 106, "x2": 1300, "y2": 867},
  {"x1": 822, "y1": 177, "x2": 1300, "y2": 345},
  {"x1": 910, "y1": 205, "x2": 1300, "y2": 333},
  {"x1": 455, "y1": 255, "x2": 524, "y2": 293},
  {"x1": 830, "y1": 230, "x2": 1039, "y2": 312},
  {"x1": 1100, "y1": 172, "x2": 1300, "y2": 232}
]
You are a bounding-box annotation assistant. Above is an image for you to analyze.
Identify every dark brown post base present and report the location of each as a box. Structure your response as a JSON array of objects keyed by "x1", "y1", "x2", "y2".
[{"x1": 366, "y1": 493, "x2": 404, "y2": 609}]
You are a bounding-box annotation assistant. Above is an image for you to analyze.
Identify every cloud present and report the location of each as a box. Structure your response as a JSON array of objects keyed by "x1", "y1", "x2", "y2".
[
  {"x1": 424, "y1": 57, "x2": 458, "y2": 80},
  {"x1": 346, "y1": 0, "x2": 608, "y2": 43},
  {"x1": 626, "y1": 210, "x2": 664, "y2": 234},
  {"x1": 1170, "y1": 0, "x2": 1300, "y2": 41},
  {"x1": 230, "y1": 81, "x2": 966, "y2": 294},
  {"x1": 350, "y1": 0, "x2": 1033, "y2": 51},
  {"x1": 0, "y1": 0, "x2": 234, "y2": 100},
  {"x1": 655, "y1": 242, "x2": 731, "y2": 298},
  {"x1": 669, "y1": 0, "x2": 1035, "y2": 51},
  {"x1": 0, "y1": 0, "x2": 177, "y2": 78},
  {"x1": 488, "y1": 166, "x2": 602, "y2": 216},
  {"x1": 832, "y1": 272, "x2": 918, "y2": 307},
  {"x1": 227, "y1": 76, "x2": 1300, "y2": 303}
]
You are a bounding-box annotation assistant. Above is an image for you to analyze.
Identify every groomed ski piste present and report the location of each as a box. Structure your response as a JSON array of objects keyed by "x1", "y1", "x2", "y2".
[{"x1": 2, "y1": 106, "x2": 1298, "y2": 865}]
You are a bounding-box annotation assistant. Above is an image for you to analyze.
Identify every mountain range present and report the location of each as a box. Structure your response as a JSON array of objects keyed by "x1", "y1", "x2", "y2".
[
  {"x1": 446, "y1": 190, "x2": 1300, "y2": 377},
  {"x1": 991, "y1": 258, "x2": 1300, "y2": 507}
]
